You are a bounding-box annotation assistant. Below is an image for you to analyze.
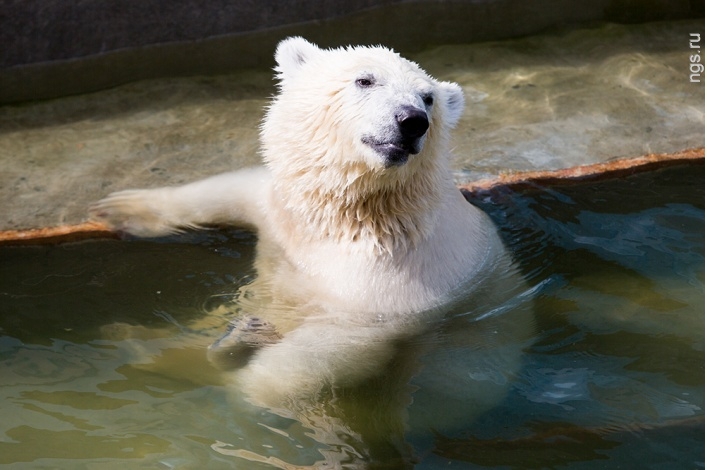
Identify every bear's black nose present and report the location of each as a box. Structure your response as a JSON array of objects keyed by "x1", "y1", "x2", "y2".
[{"x1": 396, "y1": 106, "x2": 429, "y2": 140}]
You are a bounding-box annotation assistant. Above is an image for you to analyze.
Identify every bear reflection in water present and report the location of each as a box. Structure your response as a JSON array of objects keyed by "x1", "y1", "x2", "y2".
[{"x1": 90, "y1": 37, "x2": 534, "y2": 467}]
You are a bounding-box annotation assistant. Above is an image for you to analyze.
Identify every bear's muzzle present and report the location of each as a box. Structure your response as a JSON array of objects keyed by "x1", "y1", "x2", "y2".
[{"x1": 363, "y1": 106, "x2": 429, "y2": 168}]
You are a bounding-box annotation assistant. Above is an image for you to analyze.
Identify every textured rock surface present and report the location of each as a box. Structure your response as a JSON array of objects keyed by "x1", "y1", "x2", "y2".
[{"x1": 0, "y1": 21, "x2": 703, "y2": 232}]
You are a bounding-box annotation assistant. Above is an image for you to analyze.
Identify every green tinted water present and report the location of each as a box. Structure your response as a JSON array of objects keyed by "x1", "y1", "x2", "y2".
[{"x1": 0, "y1": 164, "x2": 702, "y2": 468}]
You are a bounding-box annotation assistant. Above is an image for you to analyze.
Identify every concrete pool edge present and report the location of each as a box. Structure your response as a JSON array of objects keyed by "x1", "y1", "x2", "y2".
[
  {"x1": 1, "y1": 147, "x2": 703, "y2": 247},
  {"x1": 460, "y1": 147, "x2": 705, "y2": 193}
]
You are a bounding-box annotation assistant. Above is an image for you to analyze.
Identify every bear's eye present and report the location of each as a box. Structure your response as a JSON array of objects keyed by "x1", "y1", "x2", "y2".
[
  {"x1": 422, "y1": 94, "x2": 434, "y2": 107},
  {"x1": 356, "y1": 77, "x2": 375, "y2": 88}
]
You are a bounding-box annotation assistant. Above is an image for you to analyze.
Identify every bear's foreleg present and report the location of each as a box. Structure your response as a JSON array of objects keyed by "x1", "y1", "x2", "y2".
[{"x1": 89, "y1": 167, "x2": 271, "y2": 237}]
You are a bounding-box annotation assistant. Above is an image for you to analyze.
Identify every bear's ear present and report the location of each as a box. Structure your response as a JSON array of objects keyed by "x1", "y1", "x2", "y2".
[
  {"x1": 439, "y1": 81, "x2": 465, "y2": 128},
  {"x1": 274, "y1": 37, "x2": 322, "y2": 79}
]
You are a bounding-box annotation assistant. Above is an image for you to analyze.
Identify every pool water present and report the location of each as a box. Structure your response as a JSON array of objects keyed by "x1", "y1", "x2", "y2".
[{"x1": 0, "y1": 164, "x2": 703, "y2": 469}]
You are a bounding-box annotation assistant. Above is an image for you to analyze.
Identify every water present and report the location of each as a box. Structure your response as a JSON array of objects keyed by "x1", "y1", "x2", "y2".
[{"x1": 0, "y1": 164, "x2": 703, "y2": 468}]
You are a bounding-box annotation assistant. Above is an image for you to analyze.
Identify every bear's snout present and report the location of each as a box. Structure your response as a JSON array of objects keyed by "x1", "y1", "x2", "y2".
[
  {"x1": 396, "y1": 106, "x2": 429, "y2": 140},
  {"x1": 361, "y1": 106, "x2": 431, "y2": 168}
]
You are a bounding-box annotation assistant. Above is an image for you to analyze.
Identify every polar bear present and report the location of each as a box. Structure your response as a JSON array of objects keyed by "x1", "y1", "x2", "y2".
[
  {"x1": 90, "y1": 37, "x2": 533, "y2": 467},
  {"x1": 91, "y1": 37, "x2": 496, "y2": 313}
]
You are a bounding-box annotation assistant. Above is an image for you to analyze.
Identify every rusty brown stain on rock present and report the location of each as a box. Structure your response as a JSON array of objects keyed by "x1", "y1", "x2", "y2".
[
  {"x1": 0, "y1": 221, "x2": 118, "y2": 246},
  {"x1": 461, "y1": 147, "x2": 704, "y2": 194},
  {"x1": 0, "y1": 148, "x2": 703, "y2": 246}
]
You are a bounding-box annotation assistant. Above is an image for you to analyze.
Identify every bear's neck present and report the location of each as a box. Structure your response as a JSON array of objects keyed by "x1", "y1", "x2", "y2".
[{"x1": 273, "y1": 157, "x2": 447, "y2": 254}]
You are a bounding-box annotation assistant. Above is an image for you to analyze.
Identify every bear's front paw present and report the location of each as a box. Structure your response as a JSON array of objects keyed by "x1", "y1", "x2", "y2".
[
  {"x1": 89, "y1": 189, "x2": 181, "y2": 237},
  {"x1": 207, "y1": 316, "x2": 282, "y2": 370}
]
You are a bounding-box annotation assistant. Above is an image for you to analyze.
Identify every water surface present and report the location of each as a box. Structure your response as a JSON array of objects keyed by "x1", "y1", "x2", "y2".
[{"x1": 0, "y1": 164, "x2": 703, "y2": 468}]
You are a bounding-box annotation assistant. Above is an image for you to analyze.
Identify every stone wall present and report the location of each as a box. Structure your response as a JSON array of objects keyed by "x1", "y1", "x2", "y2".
[{"x1": 1, "y1": 0, "x2": 702, "y2": 103}]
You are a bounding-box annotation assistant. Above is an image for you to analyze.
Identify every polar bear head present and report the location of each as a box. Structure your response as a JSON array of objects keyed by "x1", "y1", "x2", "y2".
[
  {"x1": 262, "y1": 37, "x2": 465, "y2": 177},
  {"x1": 260, "y1": 37, "x2": 466, "y2": 249}
]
